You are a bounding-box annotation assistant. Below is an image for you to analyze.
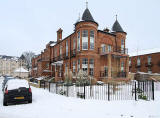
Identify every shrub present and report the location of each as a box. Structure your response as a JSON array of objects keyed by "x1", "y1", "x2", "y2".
[{"x1": 138, "y1": 94, "x2": 147, "y2": 100}]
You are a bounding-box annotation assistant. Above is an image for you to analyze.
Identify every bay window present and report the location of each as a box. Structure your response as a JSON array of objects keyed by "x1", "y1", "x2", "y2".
[
  {"x1": 82, "y1": 30, "x2": 88, "y2": 50},
  {"x1": 90, "y1": 30, "x2": 94, "y2": 50},
  {"x1": 89, "y1": 59, "x2": 94, "y2": 76},
  {"x1": 77, "y1": 31, "x2": 80, "y2": 51},
  {"x1": 82, "y1": 58, "x2": 88, "y2": 73}
]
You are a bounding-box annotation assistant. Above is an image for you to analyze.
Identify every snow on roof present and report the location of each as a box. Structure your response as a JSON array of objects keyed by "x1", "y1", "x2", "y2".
[
  {"x1": 14, "y1": 67, "x2": 29, "y2": 73},
  {"x1": 50, "y1": 43, "x2": 56, "y2": 47},
  {"x1": 129, "y1": 48, "x2": 160, "y2": 57},
  {"x1": 35, "y1": 77, "x2": 44, "y2": 80},
  {"x1": 6, "y1": 79, "x2": 29, "y2": 90}
]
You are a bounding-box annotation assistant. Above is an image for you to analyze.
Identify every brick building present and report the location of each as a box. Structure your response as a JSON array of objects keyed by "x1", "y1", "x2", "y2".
[
  {"x1": 129, "y1": 48, "x2": 160, "y2": 74},
  {"x1": 31, "y1": 6, "x2": 129, "y2": 82}
]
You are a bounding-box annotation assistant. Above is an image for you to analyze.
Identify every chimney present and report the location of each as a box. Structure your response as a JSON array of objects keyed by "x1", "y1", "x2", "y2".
[
  {"x1": 57, "y1": 28, "x2": 63, "y2": 42},
  {"x1": 103, "y1": 27, "x2": 110, "y2": 32}
]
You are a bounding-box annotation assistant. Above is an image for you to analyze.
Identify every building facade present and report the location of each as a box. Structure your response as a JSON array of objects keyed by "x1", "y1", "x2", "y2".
[
  {"x1": 0, "y1": 55, "x2": 27, "y2": 76},
  {"x1": 31, "y1": 6, "x2": 129, "y2": 82},
  {"x1": 129, "y1": 49, "x2": 160, "y2": 74}
]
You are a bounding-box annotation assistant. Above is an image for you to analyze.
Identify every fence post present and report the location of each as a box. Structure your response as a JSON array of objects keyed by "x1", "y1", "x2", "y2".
[
  {"x1": 49, "y1": 82, "x2": 50, "y2": 92},
  {"x1": 108, "y1": 83, "x2": 110, "y2": 101},
  {"x1": 84, "y1": 83, "x2": 85, "y2": 99},
  {"x1": 135, "y1": 81, "x2": 137, "y2": 101},
  {"x1": 56, "y1": 83, "x2": 57, "y2": 94},
  {"x1": 152, "y1": 80, "x2": 154, "y2": 100},
  {"x1": 40, "y1": 81, "x2": 41, "y2": 88},
  {"x1": 44, "y1": 81, "x2": 45, "y2": 89},
  {"x1": 67, "y1": 85, "x2": 69, "y2": 97}
]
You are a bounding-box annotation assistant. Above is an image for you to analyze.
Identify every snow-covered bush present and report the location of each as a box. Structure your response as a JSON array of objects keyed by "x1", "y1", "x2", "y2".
[{"x1": 76, "y1": 69, "x2": 90, "y2": 86}]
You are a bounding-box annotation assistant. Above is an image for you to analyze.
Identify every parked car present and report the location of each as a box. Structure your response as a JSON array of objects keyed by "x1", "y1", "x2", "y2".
[
  {"x1": 3, "y1": 79, "x2": 32, "y2": 106},
  {"x1": 2, "y1": 76, "x2": 14, "y2": 92}
]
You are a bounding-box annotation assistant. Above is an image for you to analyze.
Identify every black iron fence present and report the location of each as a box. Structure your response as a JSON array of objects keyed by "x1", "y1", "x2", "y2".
[{"x1": 40, "y1": 80, "x2": 155, "y2": 101}]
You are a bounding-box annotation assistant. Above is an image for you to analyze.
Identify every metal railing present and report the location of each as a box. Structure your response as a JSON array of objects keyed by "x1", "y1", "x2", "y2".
[
  {"x1": 100, "y1": 46, "x2": 128, "y2": 55},
  {"x1": 41, "y1": 80, "x2": 155, "y2": 101}
]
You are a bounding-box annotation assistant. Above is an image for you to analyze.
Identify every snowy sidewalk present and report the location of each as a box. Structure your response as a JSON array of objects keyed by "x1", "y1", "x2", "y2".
[{"x1": 0, "y1": 77, "x2": 160, "y2": 118}]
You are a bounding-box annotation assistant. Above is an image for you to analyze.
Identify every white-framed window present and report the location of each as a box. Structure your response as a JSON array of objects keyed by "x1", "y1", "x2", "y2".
[
  {"x1": 137, "y1": 57, "x2": 141, "y2": 66},
  {"x1": 82, "y1": 58, "x2": 88, "y2": 73},
  {"x1": 73, "y1": 39, "x2": 76, "y2": 55},
  {"x1": 89, "y1": 59, "x2": 94, "y2": 76},
  {"x1": 108, "y1": 45, "x2": 112, "y2": 52},
  {"x1": 121, "y1": 61, "x2": 124, "y2": 72},
  {"x1": 59, "y1": 65, "x2": 62, "y2": 77},
  {"x1": 60, "y1": 45, "x2": 62, "y2": 56},
  {"x1": 77, "y1": 59, "x2": 80, "y2": 72},
  {"x1": 66, "y1": 41, "x2": 68, "y2": 56},
  {"x1": 77, "y1": 31, "x2": 80, "y2": 51},
  {"x1": 65, "y1": 63, "x2": 68, "y2": 73},
  {"x1": 82, "y1": 30, "x2": 88, "y2": 50},
  {"x1": 73, "y1": 61, "x2": 76, "y2": 75},
  {"x1": 54, "y1": 48, "x2": 57, "y2": 57},
  {"x1": 101, "y1": 44, "x2": 106, "y2": 53},
  {"x1": 129, "y1": 58, "x2": 131, "y2": 66},
  {"x1": 90, "y1": 30, "x2": 94, "y2": 50},
  {"x1": 148, "y1": 67, "x2": 152, "y2": 74},
  {"x1": 121, "y1": 39, "x2": 125, "y2": 54},
  {"x1": 148, "y1": 56, "x2": 151, "y2": 64},
  {"x1": 46, "y1": 63, "x2": 49, "y2": 69}
]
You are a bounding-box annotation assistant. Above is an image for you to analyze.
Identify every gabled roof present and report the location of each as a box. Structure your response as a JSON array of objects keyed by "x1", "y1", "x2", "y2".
[
  {"x1": 82, "y1": 8, "x2": 94, "y2": 22},
  {"x1": 112, "y1": 20, "x2": 124, "y2": 32}
]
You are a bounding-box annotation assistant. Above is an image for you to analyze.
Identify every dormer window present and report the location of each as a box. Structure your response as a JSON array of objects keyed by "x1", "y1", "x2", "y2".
[{"x1": 82, "y1": 30, "x2": 88, "y2": 50}]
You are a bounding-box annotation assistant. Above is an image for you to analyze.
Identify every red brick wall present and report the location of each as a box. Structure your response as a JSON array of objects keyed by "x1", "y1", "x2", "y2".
[
  {"x1": 130, "y1": 53, "x2": 160, "y2": 73},
  {"x1": 31, "y1": 21, "x2": 128, "y2": 80}
]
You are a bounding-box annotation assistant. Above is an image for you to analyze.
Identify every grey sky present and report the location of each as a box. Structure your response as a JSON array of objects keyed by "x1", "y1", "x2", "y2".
[{"x1": 0, "y1": 0, "x2": 160, "y2": 56}]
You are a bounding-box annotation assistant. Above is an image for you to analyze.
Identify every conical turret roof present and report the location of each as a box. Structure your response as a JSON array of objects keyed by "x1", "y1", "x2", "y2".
[
  {"x1": 112, "y1": 20, "x2": 124, "y2": 32},
  {"x1": 82, "y1": 8, "x2": 94, "y2": 22}
]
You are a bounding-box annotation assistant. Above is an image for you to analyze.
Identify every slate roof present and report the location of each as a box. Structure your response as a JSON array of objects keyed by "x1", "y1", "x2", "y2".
[
  {"x1": 112, "y1": 20, "x2": 124, "y2": 32},
  {"x1": 82, "y1": 8, "x2": 94, "y2": 22}
]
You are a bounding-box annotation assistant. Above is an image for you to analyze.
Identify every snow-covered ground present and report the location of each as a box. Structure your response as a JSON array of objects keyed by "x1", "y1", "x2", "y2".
[{"x1": 0, "y1": 76, "x2": 160, "y2": 118}]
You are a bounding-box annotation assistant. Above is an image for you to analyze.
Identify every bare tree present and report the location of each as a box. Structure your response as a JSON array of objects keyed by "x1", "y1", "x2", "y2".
[{"x1": 21, "y1": 51, "x2": 35, "y2": 70}]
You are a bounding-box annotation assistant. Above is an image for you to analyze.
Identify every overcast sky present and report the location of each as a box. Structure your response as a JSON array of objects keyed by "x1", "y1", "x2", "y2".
[{"x1": 0, "y1": 0, "x2": 160, "y2": 57}]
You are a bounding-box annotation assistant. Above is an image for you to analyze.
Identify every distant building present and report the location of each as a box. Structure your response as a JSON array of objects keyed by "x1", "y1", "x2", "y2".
[
  {"x1": 31, "y1": 5, "x2": 129, "y2": 82},
  {"x1": 0, "y1": 55, "x2": 27, "y2": 76},
  {"x1": 129, "y1": 48, "x2": 160, "y2": 74},
  {"x1": 13, "y1": 67, "x2": 29, "y2": 78}
]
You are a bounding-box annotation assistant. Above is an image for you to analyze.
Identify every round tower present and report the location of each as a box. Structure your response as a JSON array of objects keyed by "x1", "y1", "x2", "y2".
[
  {"x1": 112, "y1": 16, "x2": 127, "y2": 52},
  {"x1": 74, "y1": 5, "x2": 98, "y2": 52}
]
